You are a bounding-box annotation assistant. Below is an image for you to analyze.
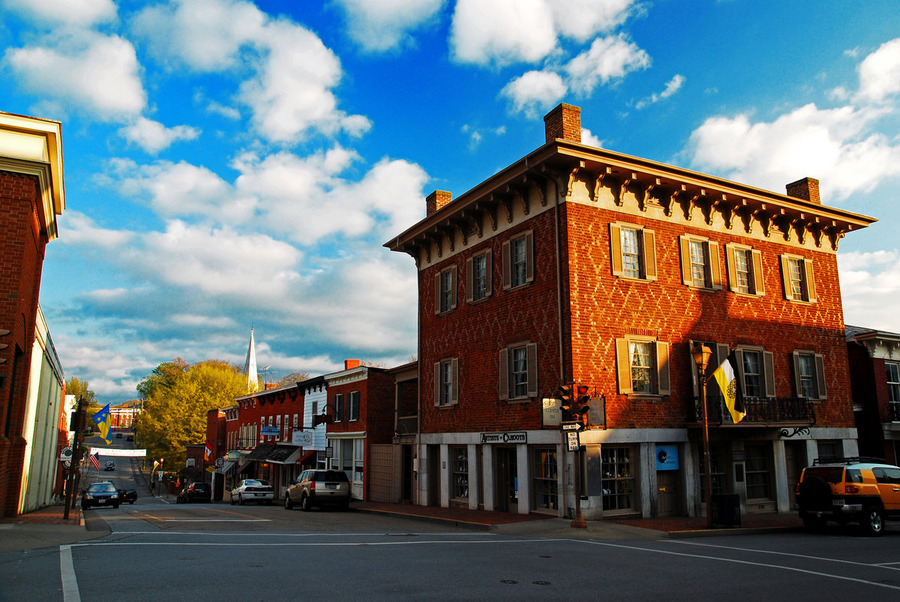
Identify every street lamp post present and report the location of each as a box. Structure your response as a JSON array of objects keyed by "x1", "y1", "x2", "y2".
[{"x1": 692, "y1": 343, "x2": 714, "y2": 529}]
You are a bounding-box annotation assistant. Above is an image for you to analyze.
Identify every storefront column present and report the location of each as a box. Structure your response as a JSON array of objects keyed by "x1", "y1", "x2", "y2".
[
  {"x1": 516, "y1": 443, "x2": 530, "y2": 514},
  {"x1": 467, "y1": 444, "x2": 479, "y2": 510},
  {"x1": 417, "y1": 443, "x2": 430, "y2": 507},
  {"x1": 481, "y1": 445, "x2": 496, "y2": 511},
  {"x1": 440, "y1": 444, "x2": 450, "y2": 508},
  {"x1": 639, "y1": 442, "x2": 655, "y2": 518}
]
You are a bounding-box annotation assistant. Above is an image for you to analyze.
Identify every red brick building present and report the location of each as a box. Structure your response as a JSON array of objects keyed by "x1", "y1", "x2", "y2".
[
  {"x1": 0, "y1": 113, "x2": 65, "y2": 517},
  {"x1": 387, "y1": 103, "x2": 875, "y2": 520},
  {"x1": 846, "y1": 326, "x2": 900, "y2": 463}
]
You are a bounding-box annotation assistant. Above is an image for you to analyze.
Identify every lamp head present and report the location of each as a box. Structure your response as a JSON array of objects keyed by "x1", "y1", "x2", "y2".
[{"x1": 692, "y1": 343, "x2": 712, "y2": 372}]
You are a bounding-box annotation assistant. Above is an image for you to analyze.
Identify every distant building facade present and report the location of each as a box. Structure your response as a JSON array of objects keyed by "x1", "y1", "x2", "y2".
[{"x1": 846, "y1": 326, "x2": 900, "y2": 463}]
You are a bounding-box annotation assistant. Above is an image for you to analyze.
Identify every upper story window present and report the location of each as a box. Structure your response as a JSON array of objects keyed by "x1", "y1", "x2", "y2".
[
  {"x1": 679, "y1": 235, "x2": 722, "y2": 290},
  {"x1": 435, "y1": 265, "x2": 457, "y2": 314},
  {"x1": 499, "y1": 342, "x2": 538, "y2": 401},
  {"x1": 502, "y1": 230, "x2": 534, "y2": 290},
  {"x1": 466, "y1": 249, "x2": 492, "y2": 303},
  {"x1": 886, "y1": 363, "x2": 900, "y2": 403},
  {"x1": 334, "y1": 393, "x2": 344, "y2": 422},
  {"x1": 725, "y1": 244, "x2": 765, "y2": 296},
  {"x1": 735, "y1": 347, "x2": 776, "y2": 399},
  {"x1": 348, "y1": 391, "x2": 360, "y2": 421},
  {"x1": 780, "y1": 254, "x2": 817, "y2": 303},
  {"x1": 615, "y1": 336, "x2": 670, "y2": 396},
  {"x1": 434, "y1": 358, "x2": 459, "y2": 407},
  {"x1": 792, "y1": 350, "x2": 826, "y2": 400},
  {"x1": 610, "y1": 223, "x2": 657, "y2": 282}
]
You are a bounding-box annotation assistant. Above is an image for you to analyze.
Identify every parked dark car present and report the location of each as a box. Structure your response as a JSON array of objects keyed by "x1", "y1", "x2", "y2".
[
  {"x1": 118, "y1": 488, "x2": 137, "y2": 504},
  {"x1": 81, "y1": 481, "x2": 120, "y2": 510},
  {"x1": 284, "y1": 469, "x2": 350, "y2": 511},
  {"x1": 104, "y1": 460, "x2": 115, "y2": 471},
  {"x1": 177, "y1": 482, "x2": 211, "y2": 503}
]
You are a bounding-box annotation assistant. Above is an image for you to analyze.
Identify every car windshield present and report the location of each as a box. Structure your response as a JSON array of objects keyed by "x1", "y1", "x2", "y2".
[
  {"x1": 317, "y1": 471, "x2": 349, "y2": 482},
  {"x1": 89, "y1": 483, "x2": 116, "y2": 492}
]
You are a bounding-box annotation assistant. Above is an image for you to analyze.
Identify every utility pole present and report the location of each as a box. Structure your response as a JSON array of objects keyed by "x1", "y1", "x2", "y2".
[{"x1": 63, "y1": 396, "x2": 87, "y2": 520}]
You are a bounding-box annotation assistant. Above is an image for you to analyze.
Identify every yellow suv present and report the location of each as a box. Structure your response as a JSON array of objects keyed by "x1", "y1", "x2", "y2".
[{"x1": 795, "y1": 457, "x2": 900, "y2": 536}]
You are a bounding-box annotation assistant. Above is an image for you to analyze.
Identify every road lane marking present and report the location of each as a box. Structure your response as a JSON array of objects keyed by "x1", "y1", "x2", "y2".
[
  {"x1": 581, "y1": 540, "x2": 900, "y2": 592},
  {"x1": 59, "y1": 545, "x2": 81, "y2": 602},
  {"x1": 666, "y1": 540, "x2": 900, "y2": 572}
]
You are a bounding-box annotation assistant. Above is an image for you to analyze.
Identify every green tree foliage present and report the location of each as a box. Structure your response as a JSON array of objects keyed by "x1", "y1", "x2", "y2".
[
  {"x1": 66, "y1": 377, "x2": 96, "y2": 405},
  {"x1": 136, "y1": 357, "x2": 188, "y2": 401},
  {"x1": 137, "y1": 360, "x2": 249, "y2": 467}
]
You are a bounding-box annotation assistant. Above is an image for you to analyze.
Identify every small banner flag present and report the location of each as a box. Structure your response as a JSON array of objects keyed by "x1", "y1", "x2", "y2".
[
  {"x1": 711, "y1": 352, "x2": 746, "y2": 423},
  {"x1": 92, "y1": 404, "x2": 113, "y2": 444},
  {"x1": 204, "y1": 441, "x2": 213, "y2": 460},
  {"x1": 89, "y1": 453, "x2": 101, "y2": 472}
]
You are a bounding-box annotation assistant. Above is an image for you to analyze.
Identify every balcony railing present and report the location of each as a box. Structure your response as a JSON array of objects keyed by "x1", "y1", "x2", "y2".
[
  {"x1": 889, "y1": 402, "x2": 900, "y2": 422},
  {"x1": 689, "y1": 395, "x2": 816, "y2": 427}
]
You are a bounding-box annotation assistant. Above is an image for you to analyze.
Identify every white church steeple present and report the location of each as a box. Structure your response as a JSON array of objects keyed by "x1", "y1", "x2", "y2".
[{"x1": 244, "y1": 328, "x2": 259, "y2": 392}]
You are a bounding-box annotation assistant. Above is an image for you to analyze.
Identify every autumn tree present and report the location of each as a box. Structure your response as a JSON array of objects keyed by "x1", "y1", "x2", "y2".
[
  {"x1": 275, "y1": 371, "x2": 311, "y2": 386},
  {"x1": 66, "y1": 377, "x2": 96, "y2": 405},
  {"x1": 137, "y1": 359, "x2": 249, "y2": 468}
]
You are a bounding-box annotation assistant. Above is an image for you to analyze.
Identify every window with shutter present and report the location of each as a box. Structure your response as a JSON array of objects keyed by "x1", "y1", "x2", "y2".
[
  {"x1": 435, "y1": 265, "x2": 457, "y2": 313},
  {"x1": 680, "y1": 236, "x2": 722, "y2": 290},
  {"x1": 726, "y1": 244, "x2": 765, "y2": 296},
  {"x1": 502, "y1": 231, "x2": 533, "y2": 290},
  {"x1": 780, "y1": 255, "x2": 816, "y2": 302},
  {"x1": 434, "y1": 359, "x2": 459, "y2": 407},
  {"x1": 611, "y1": 222, "x2": 657, "y2": 282},
  {"x1": 499, "y1": 342, "x2": 537, "y2": 401},
  {"x1": 466, "y1": 249, "x2": 492, "y2": 303},
  {"x1": 615, "y1": 336, "x2": 670, "y2": 396}
]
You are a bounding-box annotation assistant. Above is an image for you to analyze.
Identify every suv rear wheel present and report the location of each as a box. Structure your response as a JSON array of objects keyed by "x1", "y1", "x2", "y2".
[
  {"x1": 300, "y1": 494, "x2": 312, "y2": 512},
  {"x1": 862, "y1": 506, "x2": 884, "y2": 537}
]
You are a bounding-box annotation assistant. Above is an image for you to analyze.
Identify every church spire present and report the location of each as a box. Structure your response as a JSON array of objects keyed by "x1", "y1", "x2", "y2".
[{"x1": 244, "y1": 328, "x2": 258, "y2": 391}]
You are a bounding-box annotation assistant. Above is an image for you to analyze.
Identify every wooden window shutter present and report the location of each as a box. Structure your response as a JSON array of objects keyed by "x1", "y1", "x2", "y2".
[
  {"x1": 780, "y1": 255, "x2": 793, "y2": 300},
  {"x1": 450, "y1": 265, "x2": 458, "y2": 310},
  {"x1": 708, "y1": 241, "x2": 722, "y2": 290},
  {"x1": 752, "y1": 250, "x2": 765, "y2": 295},
  {"x1": 656, "y1": 341, "x2": 671, "y2": 395},
  {"x1": 688, "y1": 339, "x2": 699, "y2": 397},
  {"x1": 498, "y1": 348, "x2": 509, "y2": 400},
  {"x1": 484, "y1": 248, "x2": 493, "y2": 298},
  {"x1": 764, "y1": 351, "x2": 776, "y2": 398},
  {"x1": 610, "y1": 223, "x2": 624, "y2": 277},
  {"x1": 804, "y1": 259, "x2": 817, "y2": 303},
  {"x1": 526, "y1": 343, "x2": 538, "y2": 397},
  {"x1": 815, "y1": 353, "x2": 827, "y2": 400},
  {"x1": 725, "y1": 245, "x2": 738, "y2": 293},
  {"x1": 734, "y1": 349, "x2": 747, "y2": 397},
  {"x1": 525, "y1": 231, "x2": 535, "y2": 285},
  {"x1": 451, "y1": 358, "x2": 459, "y2": 405},
  {"x1": 434, "y1": 362, "x2": 442, "y2": 406},
  {"x1": 434, "y1": 272, "x2": 441, "y2": 314},
  {"x1": 643, "y1": 228, "x2": 658, "y2": 281},
  {"x1": 615, "y1": 338, "x2": 632, "y2": 394},
  {"x1": 679, "y1": 236, "x2": 692, "y2": 286},
  {"x1": 791, "y1": 351, "x2": 802, "y2": 397},
  {"x1": 465, "y1": 256, "x2": 474, "y2": 303},
  {"x1": 501, "y1": 240, "x2": 511, "y2": 290}
]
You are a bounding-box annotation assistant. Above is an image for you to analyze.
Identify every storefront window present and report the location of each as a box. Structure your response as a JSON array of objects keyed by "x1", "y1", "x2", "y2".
[
  {"x1": 699, "y1": 444, "x2": 726, "y2": 500},
  {"x1": 745, "y1": 443, "x2": 771, "y2": 500},
  {"x1": 452, "y1": 447, "x2": 468, "y2": 500},
  {"x1": 602, "y1": 446, "x2": 636, "y2": 512},
  {"x1": 532, "y1": 448, "x2": 558, "y2": 511}
]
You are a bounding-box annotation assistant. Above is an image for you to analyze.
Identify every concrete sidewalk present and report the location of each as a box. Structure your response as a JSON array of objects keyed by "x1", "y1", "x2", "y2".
[{"x1": 0, "y1": 504, "x2": 108, "y2": 553}]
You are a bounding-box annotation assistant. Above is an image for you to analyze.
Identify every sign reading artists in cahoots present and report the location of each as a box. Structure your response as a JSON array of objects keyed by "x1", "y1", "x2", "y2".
[{"x1": 480, "y1": 431, "x2": 527, "y2": 444}]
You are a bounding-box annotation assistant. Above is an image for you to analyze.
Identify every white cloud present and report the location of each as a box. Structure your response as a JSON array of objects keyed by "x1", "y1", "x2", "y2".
[
  {"x1": 565, "y1": 35, "x2": 650, "y2": 96},
  {"x1": 839, "y1": 250, "x2": 900, "y2": 333},
  {"x1": 58, "y1": 211, "x2": 134, "y2": 247},
  {"x1": 334, "y1": 0, "x2": 446, "y2": 53},
  {"x1": 450, "y1": 0, "x2": 557, "y2": 66},
  {"x1": 684, "y1": 103, "x2": 900, "y2": 203},
  {"x1": 461, "y1": 124, "x2": 507, "y2": 150},
  {"x1": 856, "y1": 38, "x2": 900, "y2": 104},
  {"x1": 550, "y1": 0, "x2": 637, "y2": 42},
  {"x1": 119, "y1": 117, "x2": 201, "y2": 154},
  {"x1": 581, "y1": 128, "x2": 603, "y2": 148},
  {"x1": 2, "y1": 0, "x2": 117, "y2": 27},
  {"x1": 4, "y1": 30, "x2": 146, "y2": 119},
  {"x1": 635, "y1": 74, "x2": 684, "y2": 109},
  {"x1": 500, "y1": 70, "x2": 567, "y2": 117}
]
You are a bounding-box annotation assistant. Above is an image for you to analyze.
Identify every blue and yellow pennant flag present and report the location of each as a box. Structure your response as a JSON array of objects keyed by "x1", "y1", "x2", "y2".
[{"x1": 93, "y1": 404, "x2": 113, "y2": 443}]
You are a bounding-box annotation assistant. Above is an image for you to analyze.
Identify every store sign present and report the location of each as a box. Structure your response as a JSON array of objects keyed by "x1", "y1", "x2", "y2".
[
  {"x1": 480, "y1": 431, "x2": 527, "y2": 444},
  {"x1": 656, "y1": 444, "x2": 680, "y2": 471},
  {"x1": 292, "y1": 430, "x2": 314, "y2": 446},
  {"x1": 542, "y1": 398, "x2": 561, "y2": 426}
]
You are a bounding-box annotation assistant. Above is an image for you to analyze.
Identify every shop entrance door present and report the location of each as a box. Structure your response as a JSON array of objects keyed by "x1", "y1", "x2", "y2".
[
  {"x1": 657, "y1": 471, "x2": 679, "y2": 517},
  {"x1": 496, "y1": 447, "x2": 518, "y2": 513}
]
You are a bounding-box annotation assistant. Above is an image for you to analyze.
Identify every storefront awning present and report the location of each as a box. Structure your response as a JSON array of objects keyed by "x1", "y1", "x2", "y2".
[
  {"x1": 218, "y1": 460, "x2": 235, "y2": 474},
  {"x1": 245, "y1": 444, "x2": 278, "y2": 461},
  {"x1": 265, "y1": 445, "x2": 302, "y2": 465},
  {"x1": 296, "y1": 450, "x2": 316, "y2": 465}
]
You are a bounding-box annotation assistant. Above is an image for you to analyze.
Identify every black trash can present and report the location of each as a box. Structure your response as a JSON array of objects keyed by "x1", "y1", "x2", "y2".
[{"x1": 711, "y1": 493, "x2": 741, "y2": 527}]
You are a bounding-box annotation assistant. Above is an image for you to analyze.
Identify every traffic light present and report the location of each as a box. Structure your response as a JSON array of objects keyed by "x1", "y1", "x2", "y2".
[
  {"x1": 573, "y1": 385, "x2": 592, "y2": 426},
  {"x1": 557, "y1": 385, "x2": 574, "y2": 422}
]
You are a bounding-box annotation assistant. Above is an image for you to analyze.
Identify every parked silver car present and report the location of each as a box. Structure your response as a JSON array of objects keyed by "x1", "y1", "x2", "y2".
[
  {"x1": 230, "y1": 479, "x2": 274, "y2": 505},
  {"x1": 284, "y1": 469, "x2": 350, "y2": 511}
]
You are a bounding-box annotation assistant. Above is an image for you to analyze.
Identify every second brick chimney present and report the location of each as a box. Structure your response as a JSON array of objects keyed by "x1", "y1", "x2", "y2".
[
  {"x1": 544, "y1": 103, "x2": 581, "y2": 144},
  {"x1": 786, "y1": 177, "x2": 821, "y2": 205},
  {"x1": 426, "y1": 190, "x2": 452, "y2": 216}
]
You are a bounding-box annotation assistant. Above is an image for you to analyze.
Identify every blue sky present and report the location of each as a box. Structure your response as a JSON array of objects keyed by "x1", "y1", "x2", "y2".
[{"x1": 2, "y1": 0, "x2": 899, "y2": 404}]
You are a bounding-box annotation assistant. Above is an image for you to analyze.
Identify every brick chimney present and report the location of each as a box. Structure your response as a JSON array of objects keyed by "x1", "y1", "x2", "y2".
[
  {"x1": 544, "y1": 103, "x2": 581, "y2": 144},
  {"x1": 426, "y1": 190, "x2": 452, "y2": 216},
  {"x1": 786, "y1": 177, "x2": 820, "y2": 205},
  {"x1": 344, "y1": 359, "x2": 361, "y2": 370}
]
